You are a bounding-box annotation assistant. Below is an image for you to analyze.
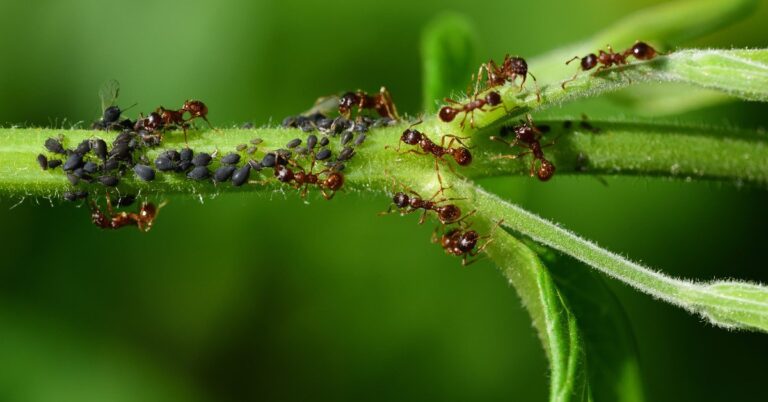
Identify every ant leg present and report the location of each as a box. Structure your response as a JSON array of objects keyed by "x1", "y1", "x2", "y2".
[
  {"x1": 454, "y1": 209, "x2": 477, "y2": 226},
  {"x1": 105, "y1": 191, "x2": 114, "y2": 215},
  {"x1": 418, "y1": 209, "x2": 428, "y2": 225},
  {"x1": 528, "y1": 72, "x2": 542, "y2": 103},
  {"x1": 462, "y1": 254, "x2": 487, "y2": 267},
  {"x1": 434, "y1": 159, "x2": 447, "y2": 196},
  {"x1": 561, "y1": 73, "x2": 579, "y2": 89},
  {"x1": 591, "y1": 65, "x2": 609, "y2": 77},
  {"x1": 490, "y1": 149, "x2": 531, "y2": 160},
  {"x1": 443, "y1": 98, "x2": 461, "y2": 105},
  {"x1": 441, "y1": 134, "x2": 472, "y2": 149},
  {"x1": 321, "y1": 189, "x2": 336, "y2": 200},
  {"x1": 379, "y1": 87, "x2": 400, "y2": 120}
]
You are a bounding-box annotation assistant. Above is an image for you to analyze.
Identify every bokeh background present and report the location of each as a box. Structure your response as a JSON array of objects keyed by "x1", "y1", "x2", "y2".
[{"x1": 1, "y1": 0, "x2": 767, "y2": 401}]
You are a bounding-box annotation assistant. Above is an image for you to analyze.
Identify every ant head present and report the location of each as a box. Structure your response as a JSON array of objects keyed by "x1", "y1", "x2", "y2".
[
  {"x1": 458, "y1": 230, "x2": 479, "y2": 252},
  {"x1": 392, "y1": 192, "x2": 409, "y2": 208},
  {"x1": 515, "y1": 125, "x2": 535, "y2": 142},
  {"x1": 338, "y1": 92, "x2": 358, "y2": 112},
  {"x1": 137, "y1": 202, "x2": 160, "y2": 232},
  {"x1": 537, "y1": 159, "x2": 556, "y2": 181},
  {"x1": 182, "y1": 99, "x2": 205, "y2": 113},
  {"x1": 485, "y1": 91, "x2": 502, "y2": 106},
  {"x1": 508, "y1": 57, "x2": 528, "y2": 75},
  {"x1": 631, "y1": 41, "x2": 656, "y2": 60},
  {"x1": 275, "y1": 166, "x2": 294, "y2": 183},
  {"x1": 581, "y1": 54, "x2": 598, "y2": 70},
  {"x1": 438, "y1": 106, "x2": 457, "y2": 122},
  {"x1": 453, "y1": 147, "x2": 472, "y2": 166},
  {"x1": 401, "y1": 128, "x2": 422, "y2": 145},
  {"x1": 438, "y1": 205, "x2": 462, "y2": 223}
]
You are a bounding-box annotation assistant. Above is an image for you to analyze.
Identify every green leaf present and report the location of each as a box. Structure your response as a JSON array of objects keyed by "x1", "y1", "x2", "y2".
[
  {"x1": 420, "y1": 13, "x2": 479, "y2": 113},
  {"x1": 460, "y1": 183, "x2": 768, "y2": 334},
  {"x1": 484, "y1": 227, "x2": 591, "y2": 402},
  {"x1": 531, "y1": 242, "x2": 645, "y2": 402}
]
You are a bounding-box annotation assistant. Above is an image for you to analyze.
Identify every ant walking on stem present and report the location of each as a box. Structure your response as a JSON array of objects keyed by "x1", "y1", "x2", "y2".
[
  {"x1": 439, "y1": 90, "x2": 505, "y2": 129},
  {"x1": 561, "y1": 41, "x2": 662, "y2": 89},
  {"x1": 338, "y1": 87, "x2": 400, "y2": 120},
  {"x1": 476, "y1": 55, "x2": 541, "y2": 102},
  {"x1": 491, "y1": 114, "x2": 556, "y2": 181},
  {"x1": 379, "y1": 173, "x2": 475, "y2": 225},
  {"x1": 391, "y1": 121, "x2": 473, "y2": 192},
  {"x1": 90, "y1": 192, "x2": 164, "y2": 232},
  {"x1": 273, "y1": 154, "x2": 345, "y2": 200}
]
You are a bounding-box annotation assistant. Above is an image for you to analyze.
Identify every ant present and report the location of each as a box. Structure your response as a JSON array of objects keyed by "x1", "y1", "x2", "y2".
[
  {"x1": 393, "y1": 122, "x2": 473, "y2": 191},
  {"x1": 491, "y1": 114, "x2": 556, "y2": 181},
  {"x1": 90, "y1": 192, "x2": 164, "y2": 232},
  {"x1": 439, "y1": 90, "x2": 504, "y2": 129},
  {"x1": 380, "y1": 174, "x2": 473, "y2": 225},
  {"x1": 338, "y1": 87, "x2": 400, "y2": 121},
  {"x1": 273, "y1": 155, "x2": 344, "y2": 200},
  {"x1": 561, "y1": 41, "x2": 661, "y2": 89},
  {"x1": 433, "y1": 220, "x2": 503, "y2": 266},
  {"x1": 476, "y1": 55, "x2": 541, "y2": 101}
]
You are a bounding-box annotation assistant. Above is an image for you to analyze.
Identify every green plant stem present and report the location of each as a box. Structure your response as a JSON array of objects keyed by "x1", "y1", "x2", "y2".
[
  {"x1": 4, "y1": 119, "x2": 768, "y2": 198},
  {"x1": 455, "y1": 181, "x2": 768, "y2": 332}
]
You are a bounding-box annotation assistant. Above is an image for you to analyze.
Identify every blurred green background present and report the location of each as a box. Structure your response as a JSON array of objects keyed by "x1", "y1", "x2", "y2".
[{"x1": 1, "y1": 0, "x2": 767, "y2": 401}]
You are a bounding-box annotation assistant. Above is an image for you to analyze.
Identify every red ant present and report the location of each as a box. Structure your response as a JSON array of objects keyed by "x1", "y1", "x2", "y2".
[
  {"x1": 561, "y1": 41, "x2": 661, "y2": 89},
  {"x1": 433, "y1": 220, "x2": 503, "y2": 266},
  {"x1": 491, "y1": 114, "x2": 556, "y2": 181},
  {"x1": 439, "y1": 90, "x2": 505, "y2": 129},
  {"x1": 90, "y1": 192, "x2": 164, "y2": 232},
  {"x1": 476, "y1": 55, "x2": 541, "y2": 101},
  {"x1": 393, "y1": 122, "x2": 473, "y2": 191},
  {"x1": 338, "y1": 87, "x2": 400, "y2": 120},
  {"x1": 380, "y1": 174, "x2": 474, "y2": 225},
  {"x1": 273, "y1": 155, "x2": 344, "y2": 200}
]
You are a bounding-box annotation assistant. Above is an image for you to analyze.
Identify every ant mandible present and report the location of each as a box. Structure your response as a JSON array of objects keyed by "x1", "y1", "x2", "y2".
[
  {"x1": 380, "y1": 174, "x2": 474, "y2": 225},
  {"x1": 491, "y1": 114, "x2": 556, "y2": 181},
  {"x1": 434, "y1": 220, "x2": 503, "y2": 266},
  {"x1": 439, "y1": 90, "x2": 504, "y2": 129},
  {"x1": 476, "y1": 55, "x2": 541, "y2": 101},
  {"x1": 273, "y1": 155, "x2": 345, "y2": 200},
  {"x1": 90, "y1": 192, "x2": 164, "y2": 232},
  {"x1": 561, "y1": 41, "x2": 661, "y2": 89},
  {"x1": 394, "y1": 121, "x2": 473, "y2": 191},
  {"x1": 338, "y1": 87, "x2": 400, "y2": 120}
]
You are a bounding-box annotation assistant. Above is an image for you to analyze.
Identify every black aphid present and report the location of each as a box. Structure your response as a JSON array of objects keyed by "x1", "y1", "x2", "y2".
[
  {"x1": 354, "y1": 133, "x2": 367, "y2": 146},
  {"x1": 247, "y1": 160, "x2": 263, "y2": 171},
  {"x1": 134, "y1": 164, "x2": 155, "y2": 181},
  {"x1": 91, "y1": 139, "x2": 108, "y2": 160},
  {"x1": 337, "y1": 146, "x2": 355, "y2": 161},
  {"x1": 44, "y1": 137, "x2": 65, "y2": 154},
  {"x1": 116, "y1": 195, "x2": 136, "y2": 207},
  {"x1": 231, "y1": 164, "x2": 251, "y2": 187},
  {"x1": 221, "y1": 153, "x2": 241, "y2": 165},
  {"x1": 250, "y1": 138, "x2": 263, "y2": 145},
  {"x1": 104, "y1": 158, "x2": 119, "y2": 171},
  {"x1": 83, "y1": 161, "x2": 98, "y2": 174},
  {"x1": 306, "y1": 134, "x2": 318, "y2": 150},
  {"x1": 192, "y1": 152, "x2": 212, "y2": 166},
  {"x1": 236, "y1": 144, "x2": 248, "y2": 152},
  {"x1": 154, "y1": 155, "x2": 175, "y2": 172},
  {"x1": 66, "y1": 173, "x2": 79, "y2": 185},
  {"x1": 315, "y1": 148, "x2": 332, "y2": 160},
  {"x1": 63, "y1": 153, "x2": 83, "y2": 171},
  {"x1": 319, "y1": 136, "x2": 330, "y2": 147},
  {"x1": 75, "y1": 140, "x2": 91, "y2": 155},
  {"x1": 341, "y1": 132, "x2": 353, "y2": 146},
  {"x1": 47, "y1": 159, "x2": 62, "y2": 169},
  {"x1": 37, "y1": 154, "x2": 48, "y2": 170},
  {"x1": 187, "y1": 166, "x2": 210, "y2": 180},
  {"x1": 246, "y1": 146, "x2": 257, "y2": 155},
  {"x1": 261, "y1": 153, "x2": 276, "y2": 167},
  {"x1": 281, "y1": 116, "x2": 298, "y2": 128},
  {"x1": 180, "y1": 148, "x2": 193, "y2": 162},
  {"x1": 98, "y1": 175, "x2": 119, "y2": 187},
  {"x1": 214, "y1": 165, "x2": 236, "y2": 182},
  {"x1": 286, "y1": 138, "x2": 302, "y2": 149}
]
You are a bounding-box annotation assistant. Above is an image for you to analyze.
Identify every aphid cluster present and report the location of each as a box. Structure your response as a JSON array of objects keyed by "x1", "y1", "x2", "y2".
[
  {"x1": 561, "y1": 41, "x2": 660, "y2": 88},
  {"x1": 91, "y1": 80, "x2": 213, "y2": 146}
]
